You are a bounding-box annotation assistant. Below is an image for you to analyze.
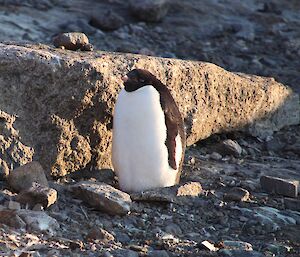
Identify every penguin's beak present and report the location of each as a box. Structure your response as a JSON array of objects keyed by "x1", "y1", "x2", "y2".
[{"x1": 122, "y1": 75, "x2": 129, "y2": 82}]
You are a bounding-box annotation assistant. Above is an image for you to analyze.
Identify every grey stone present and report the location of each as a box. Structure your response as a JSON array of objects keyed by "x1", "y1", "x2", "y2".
[
  {"x1": 0, "y1": 191, "x2": 7, "y2": 204},
  {"x1": 0, "y1": 43, "x2": 299, "y2": 176},
  {"x1": 131, "y1": 182, "x2": 202, "y2": 203},
  {"x1": 131, "y1": 187, "x2": 175, "y2": 203},
  {"x1": 59, "y1": 19, "x2": 98, "y2": 35},
  {"x1": 284, "y1": 198, "x2": 300, "y2": 211},
  {"x1": 266, "y1": 137, "x2": 285, "y2": 152},
  {"x1": 71, "y1": 181, "x2": 131, "y2": 215},
  {"x1": 129, "y1": 0, "x2": 170, "y2": 22},
  {"x1": 232, "y1": 206, "x2": 297, "y2": 232},
  {"x1": 219, "y1": 249, "x2": 264, "y2": 257},
  {"x1": 15, "y1": 182, "x2": 57, "y2": 208},
  {"x1": 264, "y1": 243, "x2": 291, "y2": 256},
  {"x1": 8, "y1": 200, "x2": 21, "y2": 210},
  {"x1": 89, "y1": 10, "x2": 124, "y2": 31},
  {"x1": 210, "y1": 152, "x2": 223, "y2": 161},
  {"x1": 221, "y1": 240, "x2": 253, "y2": 251},
  {"x1": 223, "y1": 187, "x2": 250, "y2": 202},
  {"x1": 165, "y1": 223, "x2": 182, "y2": 235},
  {"x1": 146, "y1": 250, "x2": 170, "y2": 257},
  {"x1": 260, "y1": 175, "x2": 299, "y2": 198},
  {"x1": 115, "y1": 232, "x2": 131, "y2": 244},
  {"x1": 17, "y1": 210, "x2": 59, "y2": 235},
  {"x1": 236, "y1": 23, "x2": 255, "y2": 41},
  {"x1": 111, "y1": 249, "x2": 139, "y2": 257},
  {"x1": 0, "y1": 0, "x2": 54, "y2": 10},
  {"x1": 7, "y1": 161, "x2": 49, "y2": 192},
  {"x1": 101, "y1": 252, "x2": 114, "y2": 257},
  {"x1": 259, "y1": 2, "x2": 281, "y2": 14}
]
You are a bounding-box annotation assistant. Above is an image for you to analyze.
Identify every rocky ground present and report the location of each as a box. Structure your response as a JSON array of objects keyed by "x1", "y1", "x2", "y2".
[
  {"x1": 0, "y1": 0, "x2": 300, "y2": 256},
  {"x1": 1, "y1": 128, "x2": 300, "y2": 257}
]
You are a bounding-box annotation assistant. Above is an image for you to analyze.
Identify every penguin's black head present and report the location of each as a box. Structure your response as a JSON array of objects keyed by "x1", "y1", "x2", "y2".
[{"x1": 123, "y1": 69, "x2": 157, "y2": 92}]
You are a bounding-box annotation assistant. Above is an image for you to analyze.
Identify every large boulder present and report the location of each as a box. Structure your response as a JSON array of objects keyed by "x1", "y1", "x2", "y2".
[{"x1": 0, "y1": 43, "x2": 299, "y2": 176}]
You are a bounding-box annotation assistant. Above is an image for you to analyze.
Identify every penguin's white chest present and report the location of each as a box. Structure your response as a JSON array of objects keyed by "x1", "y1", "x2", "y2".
[{"x1": 112, "y1": 86, "x2": 180, "y2": 192}]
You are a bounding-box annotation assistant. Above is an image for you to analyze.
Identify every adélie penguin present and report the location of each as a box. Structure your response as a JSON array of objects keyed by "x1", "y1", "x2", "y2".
[{"x1": 112, "y1": 69, "x2": 186, "y2": 192}]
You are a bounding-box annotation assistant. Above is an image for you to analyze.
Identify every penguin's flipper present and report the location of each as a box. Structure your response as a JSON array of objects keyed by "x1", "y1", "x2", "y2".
[{"x1": 159, "y1": 88, "x2": 185, "y2": 171}]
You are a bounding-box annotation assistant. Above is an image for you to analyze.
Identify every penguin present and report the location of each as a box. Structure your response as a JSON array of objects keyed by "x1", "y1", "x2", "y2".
[{"x1": 112, "y1": 69, "x2": 186, "y2": 192}]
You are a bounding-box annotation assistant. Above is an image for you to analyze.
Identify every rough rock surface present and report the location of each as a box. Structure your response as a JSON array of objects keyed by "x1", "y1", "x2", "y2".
[
  {"x1": 7, "y1": 161, "x2": 49, "y2": 192},
  {"x1": 0, "y1": 43, "x2": 298, "y2": 176},
  {"x1": 176, "y1": 181, "x2": 202, "y2": 196},
  {"x1": 15, "y1": 182, "x2": 57, "y2": 208},
  {"x1": 223, "y1": 187, "x2": 250, "y2": 202},
  {"x1": 71, "y1": 181, "x2": 132, "y2": 215},
  {"x1": 17, "y1": 210, "x2": 59, "y2": 236},
  {"x1": 0, "y1": 111, "x2": 34, "y2": 178},
  {"x1": 53, "y1": 32, "x2": 90, "y2": 51}
]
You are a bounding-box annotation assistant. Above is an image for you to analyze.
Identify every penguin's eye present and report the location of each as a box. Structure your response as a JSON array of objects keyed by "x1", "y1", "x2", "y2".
[{"x1": 140, "y1": 79, "x2": 145, "y2": 83}]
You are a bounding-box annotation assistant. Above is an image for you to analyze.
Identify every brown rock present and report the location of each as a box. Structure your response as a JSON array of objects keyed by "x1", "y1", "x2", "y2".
[
  {"x1": 86, "y1": 227, "x2": 115, "y2": 241},
  {"x1": 223, "y1": 187, "x2": 250, "y2": 202},
  {"x1": 260, "y1": 175, "x2": 299, "y2": 198},
  {"x1": 0, "y1": 43, "x2": 299, "y2": 177},
  {"x1": 19, "y1": 253, "x2": 33, "y2": 257},
  {"x1": 0, "y1": 209, "x2": 26, "y2": 229},
  {"x1": 15, "y1": 182, "x2": 57, "y2": 208},
  {"x1": 176, "y1": 182, "x2": 202, "y2": 197},
  {"x1": 217, "y1": 139, "x2": 243, "y2": 157},
  {"x1": 7, "y1": 161, "x2": 49, "y2": 192},
  {"x1": 69, "y1": 240, "x2": 84, "y2": 250},
  {"x1": 53, "y1": 32, "x2": 89, "y2": 51},
  {"x1": 80, "y1": 43, "x2": 94, "y2": 51},
  {"x1": 71, "y1": 181, "x2": 131, "y2": 215}
]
